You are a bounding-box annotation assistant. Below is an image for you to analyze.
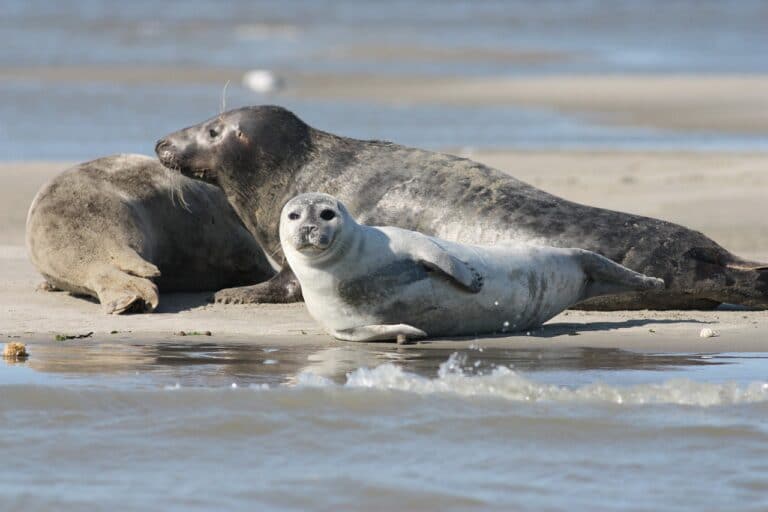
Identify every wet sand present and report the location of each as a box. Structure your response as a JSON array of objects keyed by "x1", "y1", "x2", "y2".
[
  {"x1": 3, "y1": 151, "x2": 768, "y2": 352},
  {"x1": 285, "y1": 74, "x2": 768, "y2": 135}
]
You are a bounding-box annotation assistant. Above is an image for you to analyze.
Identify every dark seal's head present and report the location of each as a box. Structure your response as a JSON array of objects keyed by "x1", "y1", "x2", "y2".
[
  {"x1": 279, "y1": 193, "x2": 355, "y2": 265},
  {"x1": 155, "y1": 105, "x2": 311, "y2": 186}
]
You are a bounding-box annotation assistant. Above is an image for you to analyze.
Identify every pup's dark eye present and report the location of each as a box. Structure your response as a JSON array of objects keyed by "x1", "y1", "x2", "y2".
[
  {"x1": 288, "y1": 212, "x2": 300, "y2": 220},
  {"x1": 320, "y1": 209, "x2": 336, "y2": 221},
  {"x1": 209, "y1": 128, "x2": 218, "y2": 138}
]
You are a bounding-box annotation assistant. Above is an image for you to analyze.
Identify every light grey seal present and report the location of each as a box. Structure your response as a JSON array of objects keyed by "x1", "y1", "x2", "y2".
[
  {"x1": 279, "y1": 193, "x2": 664, "y2": 341},
  {"x1": 156, "y1": 105, "x2": 768, "y2": 310},
  {"x1": 26, "y1": 154, "x2": 274, "y2": 313}
]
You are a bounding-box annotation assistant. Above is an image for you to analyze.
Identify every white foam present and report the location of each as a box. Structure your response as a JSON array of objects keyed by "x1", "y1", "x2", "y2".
[{"x1": 296, "y1": 353, "x2": 768, "y2": 407}]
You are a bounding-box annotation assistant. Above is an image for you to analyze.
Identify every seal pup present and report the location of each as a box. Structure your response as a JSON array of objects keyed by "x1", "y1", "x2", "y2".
[
  {"x1": 156, "y1": 105, "x2": 768, "y2": 310},
  {"x1": 279, "y1": 193, "x2": 665, "y2": 341},
  {"x1": 26, "y1": 154, "x2": 274, "y2": 314}
]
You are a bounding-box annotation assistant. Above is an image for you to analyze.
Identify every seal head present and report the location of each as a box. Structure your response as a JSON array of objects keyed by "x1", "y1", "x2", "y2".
[
  {"x1": 280, "y1": 193, "x2": 353, "y2": 264},
  {"x1": 155, "y1": 105, "x2": 311, "y2": 186}
]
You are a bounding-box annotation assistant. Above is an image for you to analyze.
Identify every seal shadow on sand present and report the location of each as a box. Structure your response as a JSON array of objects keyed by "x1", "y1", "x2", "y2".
[
  {"x1": 532, "y1": 318, "x2": 714, "y2": 338},
  {"x1": 415, "y1": 318, "x2": 715, "y2": 343},
  {"x1": 154, "y1": 292, "x2": 215, "y2": 313}
]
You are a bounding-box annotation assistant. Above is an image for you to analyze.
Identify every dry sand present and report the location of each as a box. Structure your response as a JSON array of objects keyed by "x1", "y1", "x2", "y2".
[{"x1": 2, "y1": 151, "x2": 768, "y2": 352}]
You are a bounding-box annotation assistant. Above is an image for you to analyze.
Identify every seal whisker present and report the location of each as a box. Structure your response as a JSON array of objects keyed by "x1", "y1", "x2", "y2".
[
  {"x1": 220, "y1": 80, "x2": 231, "y2": 114},
  {"x1": 167, "y1": 169, "x2": 192, "y2": 212}
]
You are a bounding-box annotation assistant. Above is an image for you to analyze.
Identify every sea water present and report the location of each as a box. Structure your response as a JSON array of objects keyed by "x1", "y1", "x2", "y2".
[
  {"x1": 2, "y1": 340, "x2": 768, "y2": 511},
  {"x1": 3, "y1": 0, "x2": 768, "y2": 159}
]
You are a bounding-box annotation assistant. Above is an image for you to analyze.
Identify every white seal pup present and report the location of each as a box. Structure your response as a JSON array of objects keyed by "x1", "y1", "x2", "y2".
[{"x1": 279, "y1": 193, "x2": 665, "y2": 342}]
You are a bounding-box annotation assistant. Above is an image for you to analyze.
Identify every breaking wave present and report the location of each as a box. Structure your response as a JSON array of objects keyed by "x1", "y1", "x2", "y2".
[{"x1": 295, "y1": 353, "x2": 768, "y2": 407}]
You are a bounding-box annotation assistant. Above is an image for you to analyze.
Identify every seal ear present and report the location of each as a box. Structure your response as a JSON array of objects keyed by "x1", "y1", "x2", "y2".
[{"x1": 236, "y1": 130, "x2": 249, "y2": 144}]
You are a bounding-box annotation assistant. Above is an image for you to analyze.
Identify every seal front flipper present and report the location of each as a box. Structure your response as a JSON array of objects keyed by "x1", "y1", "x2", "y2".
[
  {"x1": 113, "y1": 249, "x2": 161, "y2": 278},
  {"x1": 413, "y1": 239, "x2": 484, "y2": 293},
  {"x1": 89, "y1": 266, "x2": 159, "y2": 314},
  {"x1": 214, "y1": 266, "x2": 302, "y2": 304},
  {"x1": 331, "y1": 324, "x2": 428, "y2": 342}
]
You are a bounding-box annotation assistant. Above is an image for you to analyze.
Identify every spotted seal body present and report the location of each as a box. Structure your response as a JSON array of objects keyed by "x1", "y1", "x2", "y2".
[
  {"x1": 156, "y1": 105, "x2": 768, "y2": 310},
  {"x1": 26, "y1": 154, "x2": 274, "y2": 313},
  {"x1": 279, "y1": 193, "x2": 664, "y2": 341}
]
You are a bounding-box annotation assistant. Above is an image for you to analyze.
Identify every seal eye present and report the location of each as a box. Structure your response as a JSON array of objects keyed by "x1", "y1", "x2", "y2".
[
  {"x1": 208, "y1": 128, "x2": 218, "y2": 138},
  {"x1": 288, "y1": 212, "x2": 300, "y2": 220},
  {"x1": 320, "y1": 209, "x2": 336, "y2": 221}
]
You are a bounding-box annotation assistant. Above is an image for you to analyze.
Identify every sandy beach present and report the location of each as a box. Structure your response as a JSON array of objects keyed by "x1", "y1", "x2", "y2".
[{"x1": 4, "y1": 150, "x2": 768, "y2": 352}]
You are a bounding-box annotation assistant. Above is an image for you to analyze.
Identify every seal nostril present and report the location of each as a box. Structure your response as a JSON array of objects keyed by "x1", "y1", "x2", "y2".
[{"x1": 300, "y1": 225, "x2": 317, "y2": 234}]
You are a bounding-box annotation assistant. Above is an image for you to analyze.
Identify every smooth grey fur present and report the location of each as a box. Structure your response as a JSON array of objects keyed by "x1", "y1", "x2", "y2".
[
  {"x1": 26, "y1": 154, "x2": 274, "y2": 313},
  {"x1": 280, "y1": 193, "x2": 665, "y2": 341},
  {"x1": 156, "y1": 105, "x2": 768, "y2": 310}
]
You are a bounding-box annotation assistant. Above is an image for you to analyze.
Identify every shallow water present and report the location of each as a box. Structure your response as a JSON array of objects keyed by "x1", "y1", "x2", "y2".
[
  {"x1": 4, "y1": 0, "x2": 768, "y2": 159},
  {"x1": 3, "y1": 339, "x2": 768, "y2": 511}
]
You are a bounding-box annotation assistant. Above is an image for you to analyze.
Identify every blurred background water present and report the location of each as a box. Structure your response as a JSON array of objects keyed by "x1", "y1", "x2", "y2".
[{"x1": 3, "y1": 0, "x2": 768, "y2": 159}]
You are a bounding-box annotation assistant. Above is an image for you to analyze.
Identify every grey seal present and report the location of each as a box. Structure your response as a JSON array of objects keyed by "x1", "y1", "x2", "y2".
[
  {"x1": 279, "y1": 193, "x2": 664, "y2": 341},
  {"x1": 156, "y1": 105, "x2": 768, "y2": 310},
  {"x1": 26, "y1": 154, "x2": 274, "y2": 313}
]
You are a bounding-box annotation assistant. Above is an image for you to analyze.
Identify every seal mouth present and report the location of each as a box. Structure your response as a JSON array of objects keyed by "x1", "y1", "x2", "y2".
[
  {"x1": 294, "y1": 234, "x2": 333, "y2": 254},
  {"x1": 156, "y1": 150, "x2": 219, "y2": 185},
  {"x1": 192, "y1": 168, "x2": 216, "y2": 181}
]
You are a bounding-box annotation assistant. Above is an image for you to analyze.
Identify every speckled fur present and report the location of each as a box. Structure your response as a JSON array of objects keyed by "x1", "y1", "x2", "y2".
[
  {"x1": 280, "y1": 193, "x2": 664, "y2": 341},
  {"x1": 157, "y1": 106, "x2": 768, "y2": 310},
  {"x1": 26, "y1": 154, "x2": 274, "y2": 313}
]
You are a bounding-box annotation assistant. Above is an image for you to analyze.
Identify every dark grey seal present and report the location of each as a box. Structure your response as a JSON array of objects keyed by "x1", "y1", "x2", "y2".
[
  {"x1": 26, "y1": 154, "x2": 274, "y2": 313},
  {"x1": 155, "y1": 105, "x2": 768, "y2": 310}
]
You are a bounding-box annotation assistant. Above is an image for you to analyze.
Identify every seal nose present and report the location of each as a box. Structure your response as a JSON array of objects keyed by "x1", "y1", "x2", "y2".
[{"x1": 300, "y1": 225, "x2": 317, "y2": 235}]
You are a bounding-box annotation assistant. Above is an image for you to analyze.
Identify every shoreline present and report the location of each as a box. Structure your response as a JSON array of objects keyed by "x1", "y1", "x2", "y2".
[
  {"x1": 3, "y1": 149, "x2": 768, "y2": 353},
  {"x1": 6, "y1": 305, "x2": 768, "y2": 354}
]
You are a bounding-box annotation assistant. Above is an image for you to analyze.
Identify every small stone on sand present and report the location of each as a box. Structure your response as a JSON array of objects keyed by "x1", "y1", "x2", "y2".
[
  {"x1": 3, "y1": 342, "x2": 28, "y2": 360},
  {"x1": 699, "y1": 327, "x2": 720, "y2": 338}
]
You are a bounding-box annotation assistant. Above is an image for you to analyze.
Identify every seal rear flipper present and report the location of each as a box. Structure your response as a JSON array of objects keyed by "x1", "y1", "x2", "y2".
[
  {"x1": 90, "y1": 267, "x2": 160, "y2": 314},
  {"x1": 708, "y1": 265, "x2": 768, "y2": 308},
  {"x1": 331, "y1": 324, "x2": 428, "y2": 342},
  {"x1": 684, "y1": 248, "x2": 768, "y2": 307},
  {"x1": 575, "y1": 249, "x2": 665, "y2": 300}
]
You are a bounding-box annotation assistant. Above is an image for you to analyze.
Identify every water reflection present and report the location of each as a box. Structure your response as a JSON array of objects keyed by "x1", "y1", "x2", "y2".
[{"x1": 4, "y1": 339, "x2": 730, "y2": 388}]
